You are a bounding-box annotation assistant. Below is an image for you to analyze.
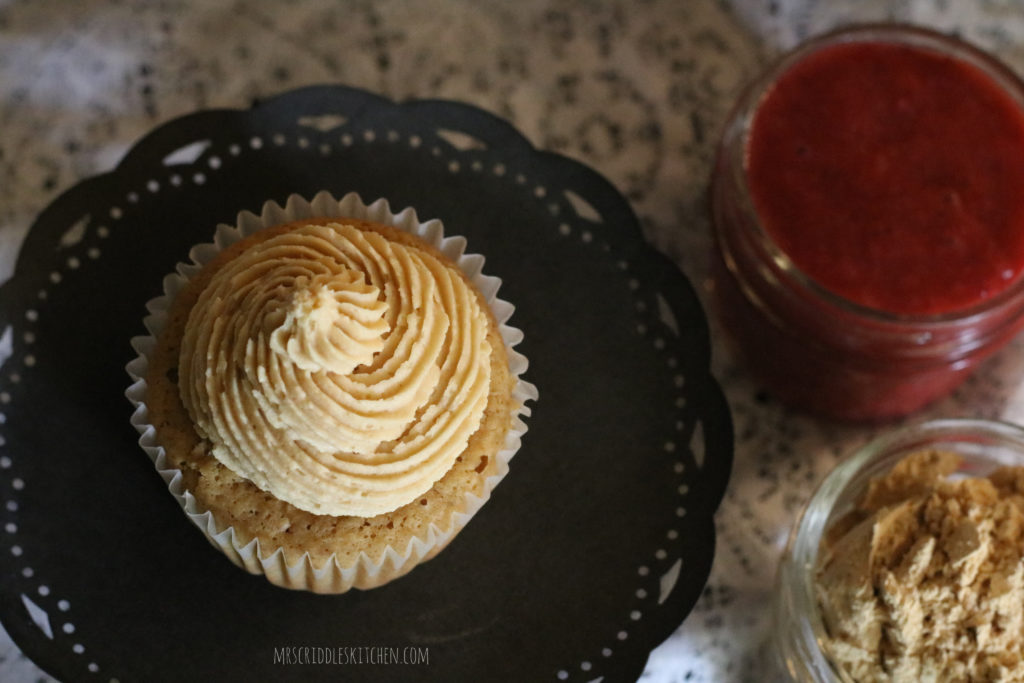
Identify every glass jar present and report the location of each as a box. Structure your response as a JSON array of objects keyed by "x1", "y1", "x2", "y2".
[
  {"x1": 774, "y1": 418, "x2": 1024, "y2": 681},
  {"x1": 710, "y1": 24, "x2": 1024, "y2": 421}
]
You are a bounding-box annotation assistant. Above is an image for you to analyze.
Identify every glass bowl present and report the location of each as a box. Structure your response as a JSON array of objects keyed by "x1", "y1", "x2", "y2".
[
  {"x1": 773, "y1": 418, "x2": 1024, "y2": 681},
  {"x1": 710, "y1": 24, "x2": 1024, "y2": 420}
]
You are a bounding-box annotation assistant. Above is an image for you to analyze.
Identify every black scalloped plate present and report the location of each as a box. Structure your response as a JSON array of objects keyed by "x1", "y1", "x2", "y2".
[{"x1": 0, "y1": 86, "x2": 732, "y2": 683}]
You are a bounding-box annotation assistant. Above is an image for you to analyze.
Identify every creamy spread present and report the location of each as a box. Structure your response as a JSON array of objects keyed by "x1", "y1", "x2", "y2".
[
  {"x1": 817, "y1": 450, "x2": 1024, "y2": 682},
  {"x1": 178, "y1": 221, "x2": 493, "y2": 517}
]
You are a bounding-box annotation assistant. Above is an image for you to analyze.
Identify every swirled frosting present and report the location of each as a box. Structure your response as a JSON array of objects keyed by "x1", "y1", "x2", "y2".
[{"x1": 178, "y1": 221, "x2": 493, "y2": 517}]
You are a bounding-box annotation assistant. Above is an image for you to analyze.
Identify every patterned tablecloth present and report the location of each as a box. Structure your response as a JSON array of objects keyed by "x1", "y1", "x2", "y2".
[{"x1": 4, "y1": 1, "x2": 1024, "y2": 681}]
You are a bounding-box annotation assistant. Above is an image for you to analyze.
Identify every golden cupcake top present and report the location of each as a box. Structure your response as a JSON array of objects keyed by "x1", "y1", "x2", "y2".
[{"x1": 177, "y1": 220, "x2": 493, "y2": 517}]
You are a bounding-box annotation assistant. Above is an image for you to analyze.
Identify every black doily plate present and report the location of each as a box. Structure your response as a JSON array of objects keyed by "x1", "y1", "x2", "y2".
[{"x1": 0, "y1": 86, "x2": 732, "y2": 683}]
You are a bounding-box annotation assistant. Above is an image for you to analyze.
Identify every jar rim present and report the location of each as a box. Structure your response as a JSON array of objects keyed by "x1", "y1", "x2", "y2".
[
  {"x1": 728, "y1": 23, "x2": 1024, "y2": 327},
  {"x1": 778, "y1": 418, "x2": 1024, "y2": 681}
]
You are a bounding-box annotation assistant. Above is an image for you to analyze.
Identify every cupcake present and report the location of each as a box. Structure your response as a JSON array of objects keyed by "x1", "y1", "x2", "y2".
[{"x1": 126, "y1": 192, "x2": 535, "y2": 593}]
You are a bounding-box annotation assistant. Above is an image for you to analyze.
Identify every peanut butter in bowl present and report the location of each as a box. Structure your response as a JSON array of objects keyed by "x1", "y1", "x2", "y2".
[{"x1": 817, "y1": 450, "x2": 1024, "y2": 681}]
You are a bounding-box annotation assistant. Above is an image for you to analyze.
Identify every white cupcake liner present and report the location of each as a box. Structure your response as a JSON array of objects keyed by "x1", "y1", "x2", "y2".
[{"x1": 125, "y1": 191, "x2": 537, "y2": 593}]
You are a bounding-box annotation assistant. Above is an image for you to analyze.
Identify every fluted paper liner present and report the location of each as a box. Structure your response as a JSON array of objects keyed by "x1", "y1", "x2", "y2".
[{"x1": 125, "y1": 191, "x2": 536, "y2": 593}]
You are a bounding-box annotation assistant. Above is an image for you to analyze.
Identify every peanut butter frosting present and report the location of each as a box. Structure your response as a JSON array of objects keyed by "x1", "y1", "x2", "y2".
[{"x1": 177, "y1": 220, "x2": 493, "y2": 518}]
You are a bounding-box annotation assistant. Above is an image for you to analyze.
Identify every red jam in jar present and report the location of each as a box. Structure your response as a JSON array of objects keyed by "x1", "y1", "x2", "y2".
[{"x1": 711, "y1": 25, "x2": 1024, "y2": 421}]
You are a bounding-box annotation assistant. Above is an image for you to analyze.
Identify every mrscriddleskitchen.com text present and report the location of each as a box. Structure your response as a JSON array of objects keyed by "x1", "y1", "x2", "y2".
[{"x1": 273, "y1": 645, "x2": 429, "y2": 666}]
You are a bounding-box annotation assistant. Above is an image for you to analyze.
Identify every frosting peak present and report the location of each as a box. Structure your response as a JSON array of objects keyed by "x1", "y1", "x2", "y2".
[
  {"x1": 178, "y1": 220, "x2": 493, "y2": 517},
  {"x1": 267, "y1": 271, "x2": 389, "y2": 375}
]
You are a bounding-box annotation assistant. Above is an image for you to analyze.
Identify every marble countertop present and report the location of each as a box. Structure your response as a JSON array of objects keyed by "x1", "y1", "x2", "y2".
[{"x1": 5, "y1": 0, "x2": 1024, "y2": 681}]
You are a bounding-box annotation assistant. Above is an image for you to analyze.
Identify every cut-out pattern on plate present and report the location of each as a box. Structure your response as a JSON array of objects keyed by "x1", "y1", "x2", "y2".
[{"x1": 0, "y1": 85, "x2": 731, "y2": 683}]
